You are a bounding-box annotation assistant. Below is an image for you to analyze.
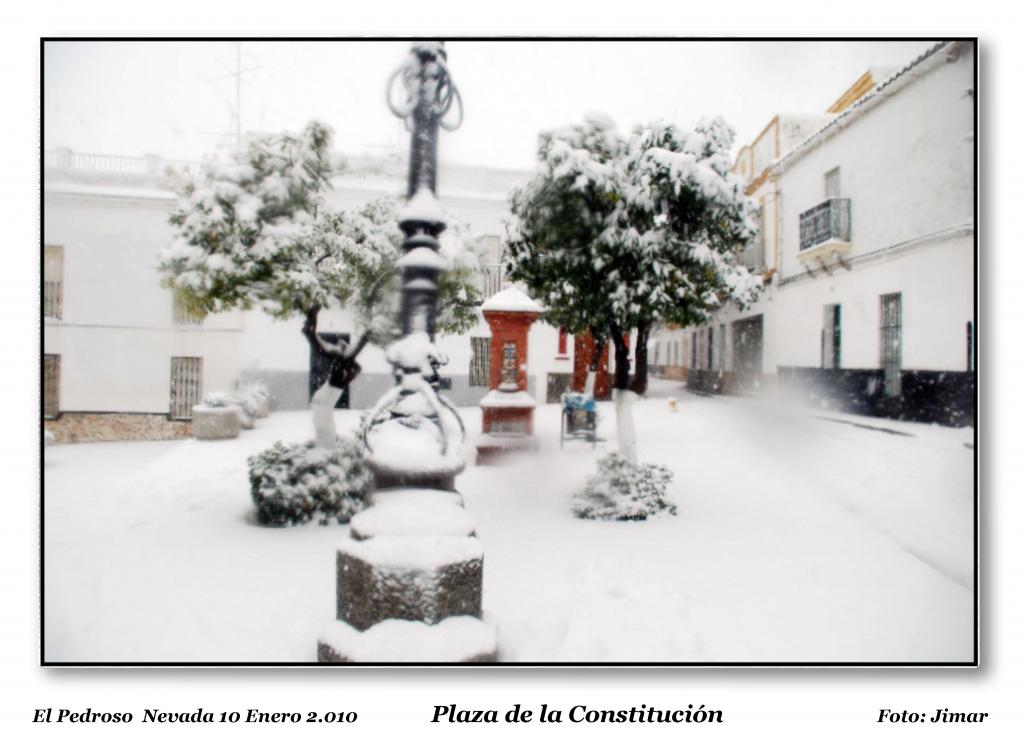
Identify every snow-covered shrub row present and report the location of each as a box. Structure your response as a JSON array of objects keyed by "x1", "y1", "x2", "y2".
[
  {"x1": 248, "y1": 438, "x2": 373, "y2": 526},
  {"x1": 573, "y1": 453, "x2": 677, "y2": 521}
]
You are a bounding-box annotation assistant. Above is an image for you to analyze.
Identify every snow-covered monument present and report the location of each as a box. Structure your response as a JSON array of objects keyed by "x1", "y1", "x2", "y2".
[
  {"x1": 476, "y1": 287, "x2": 543, "y2": 464},
  {"x1": 650, "y1": 40, "x2": 975, "y2": 426},
  {"x1": 318, "y1": 42, "x2": 497, "y2": 663}
]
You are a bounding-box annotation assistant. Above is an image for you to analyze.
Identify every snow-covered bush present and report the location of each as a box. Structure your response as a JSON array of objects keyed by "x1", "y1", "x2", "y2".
[
  {"x1": 573, "y1": 453, "x2": 677, "y2": 521},
  {"x1": 238, "y1": 380, "x2": 271, "y2": 417},
  {"x1": 248, "y1": 439, "x2": 373, "y2": 526},
  {"x1": 234, "y1": 391, "x2": 260, "y2": 423}
]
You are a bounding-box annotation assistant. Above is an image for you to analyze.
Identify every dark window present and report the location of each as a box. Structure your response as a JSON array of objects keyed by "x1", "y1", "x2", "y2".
[
  {"x1": 43, "y1": 354, "x2": 60, "y2": 418},
  {"x1": 170, "y1": 356, "x2": 203, "y2": 419},
  {"x1": 880, "y1": 293, "x2": 902, "y2": 397},
  {"x1": 469, "y1": 337, "x2": 491, "y2": 387},
  {"x1": 966, "y1": 322, "x2": 974, "y2": 371},
  {"x1": 822, "y1": 304, "x2": 841, "y2": 369}
]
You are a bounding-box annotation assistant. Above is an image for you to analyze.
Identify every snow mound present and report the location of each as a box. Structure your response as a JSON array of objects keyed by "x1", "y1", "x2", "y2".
[
  {"x1": 350, "y1": 494, "x2": 475, "y2": 539},
  {"x1": 320, "y1": 615, "x2": 496, "y2": 662}
]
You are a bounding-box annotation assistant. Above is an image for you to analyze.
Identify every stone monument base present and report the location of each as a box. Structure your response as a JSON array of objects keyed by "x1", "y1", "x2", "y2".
[{"x1": 318, "y1": 488, "x2": 497, "y2": 662}]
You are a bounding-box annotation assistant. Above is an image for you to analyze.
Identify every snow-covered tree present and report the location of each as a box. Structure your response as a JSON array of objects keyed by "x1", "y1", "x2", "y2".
[
  {"x1": 160, "y1": 121, "x2": 484, "y2": 447},
  {"x1": 506, "y1": 114, "x2": 762, "y2": 461}
]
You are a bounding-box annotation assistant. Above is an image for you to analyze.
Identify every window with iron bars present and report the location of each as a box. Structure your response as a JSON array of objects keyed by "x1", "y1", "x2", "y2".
[
  {"x1": 880, "y1": 293, "x2": 902, "y2": 397},
  {"x1": 43, "y1": 354, "x2": 60, "y2": 418},
  {"x1": 469, "y1": 337, "x2": 491, "y2": 387},
  {"x1": 44, "y1": 246, "x2": 63, "y2": 319},
  {"x1": 170, "y1": 356, "x2": 203, "y2": 419}
]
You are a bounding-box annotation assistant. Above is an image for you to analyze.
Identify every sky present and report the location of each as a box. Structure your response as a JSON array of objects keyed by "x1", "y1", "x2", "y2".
[{"x1": 43, "y1": 40, "x2": 937, "y2": 171}]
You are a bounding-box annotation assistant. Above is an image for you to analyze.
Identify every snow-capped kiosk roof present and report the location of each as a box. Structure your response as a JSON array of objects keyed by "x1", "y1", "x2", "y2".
[{"x1": 480, "y1": 287, "x2": 543, "y2": 313}]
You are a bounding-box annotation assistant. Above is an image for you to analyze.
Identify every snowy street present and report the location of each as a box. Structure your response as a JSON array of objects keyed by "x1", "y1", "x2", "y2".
[{"x1": 43, "y1": 379, "x2": 975, "y2": 663}]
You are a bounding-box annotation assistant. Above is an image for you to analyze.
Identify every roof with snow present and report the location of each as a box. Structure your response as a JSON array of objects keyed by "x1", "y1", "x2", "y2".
[{"x1": 480, "y1": 287, "x2": 543, "y2": 313}]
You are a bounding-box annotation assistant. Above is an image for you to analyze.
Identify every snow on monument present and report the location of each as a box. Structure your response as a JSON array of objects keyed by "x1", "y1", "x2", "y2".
[{"x1": 317, "y1": 42, "x2": 496, "y2": 663}]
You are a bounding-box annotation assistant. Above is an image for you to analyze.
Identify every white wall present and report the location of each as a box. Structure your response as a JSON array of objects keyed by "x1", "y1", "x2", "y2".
[
  {"x1": 777, "y1": 50, "x2": 974, "y2": 280},
  {"x1": 770, "y1": 46, "x2": 974, "y2": 372},
  {"x1": 43, "y1": 189, "x2": 243, "y2": 413},
  {"x1": 768, "y1": 235, "x2": 973, "y2": 372}
]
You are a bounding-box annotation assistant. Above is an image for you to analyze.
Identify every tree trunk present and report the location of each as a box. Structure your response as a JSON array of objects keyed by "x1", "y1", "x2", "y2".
[
  {"x1": 302, "y1": 307, "x2": 369, "y2": 449},
  {"x1": 609, "y1": 322, "x2": 638, "y2": 461},
  {"x1": 311, "y1": 382, "x2": 343, "y2": 448},
  {"x1": 584, "y1": 330, "x2": 607, "y2": 398},
  {"x1": 629, "y1": 319, "x2": 651, "y2": 396},
  {"x1": 613, "y1": 389, "x2": 639, "y2": 463}
]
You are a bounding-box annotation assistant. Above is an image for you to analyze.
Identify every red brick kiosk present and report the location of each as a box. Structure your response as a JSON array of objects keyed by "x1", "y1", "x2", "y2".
[{"x1": 476, "y1": 287, "x2": 543, "y2": 465}]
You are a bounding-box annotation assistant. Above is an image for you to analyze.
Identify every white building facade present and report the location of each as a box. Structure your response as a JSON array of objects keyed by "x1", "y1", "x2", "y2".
[
  {"x1": 651, "y1": 41, "x2": 975, "y2": 426},
  {"x1": 42, "y1": 150, "x2": 576, "y2": 441},
  {"x1": 43, "y1": 158, "x2": 246, "y2": 442}
]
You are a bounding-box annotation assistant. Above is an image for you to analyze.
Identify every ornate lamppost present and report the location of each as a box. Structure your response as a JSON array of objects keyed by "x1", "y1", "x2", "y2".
[
  {"x1": 360, "y1": 41, "x2": 466, "y2": 491},
  {"x1": 318, "y1": 42, "x2": 496, "y2": 663}
]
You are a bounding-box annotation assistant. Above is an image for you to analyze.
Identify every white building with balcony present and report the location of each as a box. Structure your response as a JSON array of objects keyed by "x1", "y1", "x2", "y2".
[{"x1": 651, "y1": 41, "x2": 975, "y2": 426}]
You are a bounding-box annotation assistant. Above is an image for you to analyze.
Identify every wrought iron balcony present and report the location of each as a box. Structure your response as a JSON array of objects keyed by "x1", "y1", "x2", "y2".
[{"x1": 799, "y1": 198, "x2": 851, "y2": 251}]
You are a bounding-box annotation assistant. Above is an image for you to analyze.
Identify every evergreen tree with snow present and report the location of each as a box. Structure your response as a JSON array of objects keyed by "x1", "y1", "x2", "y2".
[
  {"x1": 506, "y1": 114, "x2": 761, "y2": 461},
  {"x1": 160, "y1": 121, "x2": 483, "y2": 447}
]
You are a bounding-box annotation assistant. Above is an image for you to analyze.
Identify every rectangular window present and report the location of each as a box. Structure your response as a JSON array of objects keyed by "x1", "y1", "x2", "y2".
[
  {"x1": 691, "y1": 333, "x2": 697, "y2": 369},
  {"x1": 880, "y1": 293, "x2": 902, "y2": 397},
  {"x1": 480, "y1": 235, "x2": 503, "y2": 299},
  {"x1": 44, "y1": 245, "x2": 64, "y2": 319},
  {"x1": 170, "y1": 356, "x2": 203, "y2": 419},
  {"x1": 825, "y1": 166, "x2": 841, "y2": 198},
  {"x1": 706, "y1": 328, "x2": 714, "y2": 370},
  {"x1": 469, "y1": 337, "x2": 491, "y2": 387},
  {"x1": 43, "y1": 354, "x2": 61, "y2": 418},
  {"x1": 557, "y1": 327, "x2": 568, "y2": 356},
  {"x1": 822, "y1": 304, "x2": 841, "y2": 369},
  {"x1": 173, "y1": 291, "x2": 205, "y2": 325}
]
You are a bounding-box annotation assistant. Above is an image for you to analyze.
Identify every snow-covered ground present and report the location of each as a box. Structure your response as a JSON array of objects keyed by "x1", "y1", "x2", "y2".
[{"x1": 42, "y1": 378, "x2": 974, "y2": 663}]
